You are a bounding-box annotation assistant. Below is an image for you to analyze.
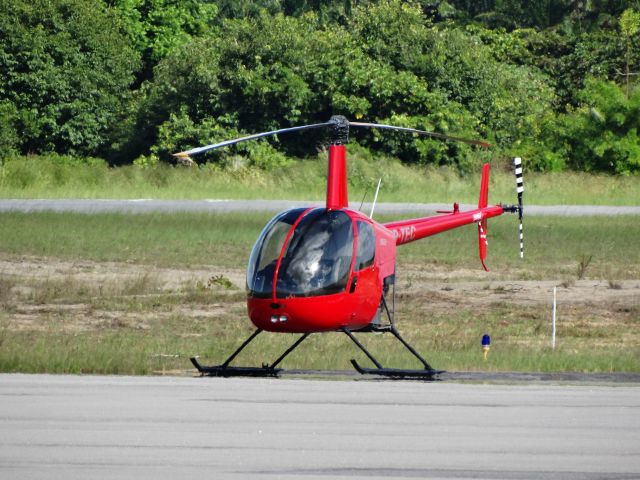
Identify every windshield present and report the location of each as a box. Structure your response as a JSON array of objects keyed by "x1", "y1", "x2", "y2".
[
  {"x1": 276, "y1": 209, "x2": 353, "y2": 297},
  {"x1": 247, "y1": 208, "x2": 354, "y2": 298},
  {"x1": 246, "y1": 208, "x2": 306, "y2": 298}
]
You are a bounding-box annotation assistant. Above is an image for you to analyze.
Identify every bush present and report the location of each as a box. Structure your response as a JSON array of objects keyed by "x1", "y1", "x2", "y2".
[
  {"x1": 0, "y1": 101, "x2": 19, "y2": 157},
  {"x1": 0, "y1": 0, "x2": 140, "y2": 158},
  {"x1": 547, "y1": 79, "x2": 640, "y2": 174},
  {"x1": 0, "y1": 154, "x2": 108, "y2": 190}
]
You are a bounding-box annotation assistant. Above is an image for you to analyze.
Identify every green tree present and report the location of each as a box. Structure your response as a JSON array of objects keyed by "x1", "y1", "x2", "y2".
[
  {"x1": 349, "y1": 1, "x2": 555, "y2": 147},
  {"x1": 138, "y1": 1, "x2": 557, "y2": 169},
  {"x1": 620, "y1": 8, "x2": 640, "y2": 96},
  {"x1": 109, "y1": 0, "x2": 218, "y2": 81},
  {"x1": 0, "y1": 100, "x2": 19, "y2": 156},
  {"x1": 140, "y1": 9, "x2": 472, "y2": 166},
  {"x1": 548, "y1": 79, "x2": 640, "y2": 174},
  {"x1": 0, "y1": 0, "x2": 141, "y2": 158}
]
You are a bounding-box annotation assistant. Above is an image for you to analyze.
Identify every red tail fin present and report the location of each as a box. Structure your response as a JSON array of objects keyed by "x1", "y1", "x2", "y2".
[
  {"x1": 478, "y1": 164, "x2": 490, "y2": 271},
  {"x1": 478, "y1": 163, "x2": 490, "y2": 209}
]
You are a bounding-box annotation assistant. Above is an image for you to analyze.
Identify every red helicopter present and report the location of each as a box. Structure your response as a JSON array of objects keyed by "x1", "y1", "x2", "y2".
[{"x1": 175, "y1": 115, "x2": 524, "y2": 379}]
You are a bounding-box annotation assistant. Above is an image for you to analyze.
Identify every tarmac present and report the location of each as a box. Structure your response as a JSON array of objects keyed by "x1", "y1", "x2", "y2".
[
  {"x1": 1, "y1": 198, "x2": 639, "y2": 216},
  {"x1": 1, "y1": 373, "x2": 639, "y2": 479}
]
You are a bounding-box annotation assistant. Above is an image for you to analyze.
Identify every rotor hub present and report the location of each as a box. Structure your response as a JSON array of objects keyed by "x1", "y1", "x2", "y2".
[{"x1": 328, "y1": 115, "x2": 349, "y2": 145}]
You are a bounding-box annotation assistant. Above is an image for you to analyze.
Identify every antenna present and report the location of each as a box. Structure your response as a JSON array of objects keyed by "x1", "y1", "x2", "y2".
[{"x1": 369, "y1": 178, "x2": 382, "y2": 218}]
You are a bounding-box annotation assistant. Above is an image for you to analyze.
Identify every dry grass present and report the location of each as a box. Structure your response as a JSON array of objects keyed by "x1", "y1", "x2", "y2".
[
  {"x1": 0, "y1": 258, "x2": 638, "y2": 375},
  {"x1": 0, "y1": 211, "x2": 638, "y2": 375}
]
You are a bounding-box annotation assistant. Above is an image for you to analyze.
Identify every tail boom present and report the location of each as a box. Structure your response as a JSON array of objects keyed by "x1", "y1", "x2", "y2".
[
  {"x1": 384, "y1": 162, "x2": 502, "y2": 271},
  {"x1": 384, "y1": 205, "x2": 504, "y2": 246}
]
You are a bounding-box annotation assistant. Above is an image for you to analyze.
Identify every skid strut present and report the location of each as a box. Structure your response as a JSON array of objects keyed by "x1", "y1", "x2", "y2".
[
  {"x1": 190, "y1": 328, "x2": 310, "y2": 377},
  {"x1": 342, "y1": 326, "x2": 442, "y2": 380}
]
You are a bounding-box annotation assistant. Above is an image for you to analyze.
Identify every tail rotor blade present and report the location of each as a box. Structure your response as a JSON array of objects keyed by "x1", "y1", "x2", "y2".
[{"x1": 514, "y1": 157, "x2": 524, "y2": 258}]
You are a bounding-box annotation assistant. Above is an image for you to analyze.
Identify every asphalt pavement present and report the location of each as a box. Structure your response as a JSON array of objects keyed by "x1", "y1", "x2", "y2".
[
  {"x1": 1, "y1": 374, "x2": 639, "y2": 480},
  {"x1": 1, "y1": 198, "x2": 639, "y2": 215}
]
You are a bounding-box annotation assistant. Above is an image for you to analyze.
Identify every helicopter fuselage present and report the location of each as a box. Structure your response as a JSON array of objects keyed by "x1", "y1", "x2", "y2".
[
  {"x1": 245, "y1": 199, "x2": 504, "y2": 334},
  {"x1": 246, "y1": 207, "x2": 396, "y2": 333}
]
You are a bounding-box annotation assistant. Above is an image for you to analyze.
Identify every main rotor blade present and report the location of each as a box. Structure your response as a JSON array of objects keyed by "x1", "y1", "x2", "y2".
[
  {"x1": 173, "y1": 122, "x2": 333, "y2": 157},
  {"x1": 349, "y1": 122, "x2": 491, "y2": 148}
]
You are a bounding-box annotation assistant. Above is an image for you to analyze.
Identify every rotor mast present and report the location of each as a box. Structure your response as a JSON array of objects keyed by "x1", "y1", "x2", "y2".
[{"x1": 326, "y1": 116, "x2": 350, "y2": 210}]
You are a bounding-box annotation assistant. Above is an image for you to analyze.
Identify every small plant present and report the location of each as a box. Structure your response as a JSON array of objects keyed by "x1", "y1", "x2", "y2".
[
  {"x1": 207, "y1": 275, "x2": 235, "y2": 290},
  {"x1": 576, "y1": 254, "x2": 593, "y2": 280},
  {"x1": 133, "y1": 154, "x2": 159, "y2": 168},
  {"x1": 608, "y1": 279, "x2": 622, "y2": 290},
  {"x1": 0, "y1": 316, "x2": 9, "y2": 348},
  {"x1": 560, "y1": 279, "x2": 575, "y2": 288}
]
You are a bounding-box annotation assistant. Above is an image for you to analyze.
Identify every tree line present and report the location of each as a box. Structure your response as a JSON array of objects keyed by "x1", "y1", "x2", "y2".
[{"x1": 0, "y1": 0, "x2": 639, "y2": 173}]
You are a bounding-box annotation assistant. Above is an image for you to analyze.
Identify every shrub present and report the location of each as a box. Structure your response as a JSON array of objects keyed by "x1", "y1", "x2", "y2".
[
  {"x1": 549, "y1": 79, "x2": 640, "y2": 174},
  {"x1": 0, "y1": 0, "x2": 140, "y2": 157}
]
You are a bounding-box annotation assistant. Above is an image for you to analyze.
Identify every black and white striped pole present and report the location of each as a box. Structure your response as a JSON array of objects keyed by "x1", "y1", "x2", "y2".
[{"x1": 514, "y1": 157, "x2": 524, "y2": 259}]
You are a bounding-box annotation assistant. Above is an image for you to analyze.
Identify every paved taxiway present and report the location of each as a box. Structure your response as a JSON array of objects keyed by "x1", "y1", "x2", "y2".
[
  {"x1": 1, "y1": 374, "x2": 639, "y2": 479},
  {"x1": 2, "y1": 198, "x2": 639, "y2": 216}
]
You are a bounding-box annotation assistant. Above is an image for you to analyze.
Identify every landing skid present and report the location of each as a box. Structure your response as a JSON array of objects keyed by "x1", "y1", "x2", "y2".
[
  {"x1": 342, "y1": 326, "x2": 442, "y2": 380},
  {"x1": 337, "y1": 289, "x2": 443, "y2": 379},
  {"x1": 191, "y1": 329, "x2": 309, "y2": 378},
  {"x1": 192, "y1": 295, "x2": 442, "y2": 379},
  {"x1": 190, "y1": 357, "x2": 282, "y2": 377},
  {"x1": 351, "y1": 360, "x2": 442, "y2": 379}
]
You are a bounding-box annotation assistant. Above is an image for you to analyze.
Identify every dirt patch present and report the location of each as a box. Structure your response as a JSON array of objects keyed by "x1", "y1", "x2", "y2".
[
  {"x1": 395, "y1": 262, "x2": 640, "y2": 321},
  {"x1": 1, "y1": 255, "x2": 638, "y2": 345},
  {"x1": 0, "y1": 255, "x2": 246, "y2": 290},
  {"x1": 0, "y1": 255, "x2": 246, "y2": 334}
]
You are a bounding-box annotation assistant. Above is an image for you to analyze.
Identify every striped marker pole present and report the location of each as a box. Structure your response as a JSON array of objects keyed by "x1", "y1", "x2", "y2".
[{"x1": 514, "y1": 157, "x2": 524, "y2": 258}]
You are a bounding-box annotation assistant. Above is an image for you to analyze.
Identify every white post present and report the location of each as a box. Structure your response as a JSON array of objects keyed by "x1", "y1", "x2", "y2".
[{"x1": 552, "y1": 286, "x2": 557, "y2": 350}]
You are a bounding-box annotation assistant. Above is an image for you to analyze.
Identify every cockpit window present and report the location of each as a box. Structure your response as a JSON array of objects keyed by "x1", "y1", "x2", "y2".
[
  {"x1": 276, "y1": 209, "x2": 353, "y2": 297},
  {"x1": 247, "y1": 208, "x2": 355, "y2": 298},
  {"x1": 246, "y1": 208, "x2": 306, "y2": 297},
  {"x1": 355, "y1": 221, "x2": 375, "y2": 271}
]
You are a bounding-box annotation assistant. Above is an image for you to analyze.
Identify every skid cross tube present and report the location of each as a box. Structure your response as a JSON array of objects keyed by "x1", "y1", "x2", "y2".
[
  {"x1": 342, "y1": 327, "x2": 383, "y2": 369},
  {"x1": 380, "y1": 288, "x2": 433, "y2": 370},
  {"x1": 191, "y1": 328, "x2": 311, "y2": 377},
  {"x1": 389, "y1": 326, "x2": 434, "y2": 371},
  {"x1": 270, "y1": 333, "x2": 310, "y2": 369},
  {"x1": 222, "y1": 328, "x2": 263, "y2": 368}
]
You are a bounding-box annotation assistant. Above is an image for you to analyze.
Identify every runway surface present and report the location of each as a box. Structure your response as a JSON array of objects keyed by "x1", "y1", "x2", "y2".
[
  {"x1": 1, "y1": 198, "x2": 639, "y2": 216},
  {"x1": 1, "y1": 374, "x2": 639, "y2": 480}
]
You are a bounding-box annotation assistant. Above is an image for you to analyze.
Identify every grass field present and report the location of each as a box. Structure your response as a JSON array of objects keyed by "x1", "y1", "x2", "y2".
[
  {"x1": 0, "y1": 211, "x2": 638, "y2": 376},
  {"x1": 0, "y1": 211, "x2": 638, "y2": 278},
  {"x1": 2, "y1": 154, "x2": 639, "y2": 205}
]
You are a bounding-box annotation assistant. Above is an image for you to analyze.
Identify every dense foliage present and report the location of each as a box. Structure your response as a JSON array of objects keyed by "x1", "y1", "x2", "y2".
[
  {"x1": 0, "y1": 0, "x2": 140, "y2": 157},
  {"x1": 1, "y1": 0, "x2": 639, "y2": 173}
]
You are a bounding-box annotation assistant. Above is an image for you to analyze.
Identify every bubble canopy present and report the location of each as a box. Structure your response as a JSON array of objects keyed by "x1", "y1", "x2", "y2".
[{"x1": 247, "y1": 208, "x2": 354, "y2": 298}]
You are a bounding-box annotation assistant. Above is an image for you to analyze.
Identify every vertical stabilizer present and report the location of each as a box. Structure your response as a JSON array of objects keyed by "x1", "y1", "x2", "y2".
[
  {"x1": 478, "y1": 163, "x2": 490, "y2": 271},
  {"x1": 478, "y1": 163, "x2": 490, "y2": 208}
]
